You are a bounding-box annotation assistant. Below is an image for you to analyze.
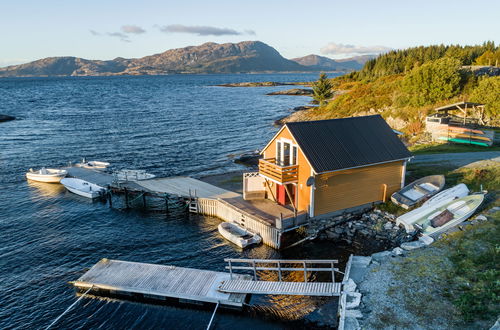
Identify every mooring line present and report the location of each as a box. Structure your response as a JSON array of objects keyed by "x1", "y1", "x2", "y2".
[
  {"x1": 206, "y1": 301, "x2": 220, "y2": 330},
  {"x1": 45, "y1": 286, "x2": 93, "y2": 330}
]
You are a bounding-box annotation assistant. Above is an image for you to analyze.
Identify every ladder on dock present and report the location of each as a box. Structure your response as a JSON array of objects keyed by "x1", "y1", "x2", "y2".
[
  {"x1": 188, "y1": 189, "x2": 199, "y2": 213},
  {"x1": 220, "y1": 258, "x2": 343, "y2": 296}
]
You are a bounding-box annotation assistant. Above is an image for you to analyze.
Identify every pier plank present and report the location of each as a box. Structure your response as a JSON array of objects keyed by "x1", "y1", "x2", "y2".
[{"x1": 219, "y1": 280, "x2": 341, "y2": 296}]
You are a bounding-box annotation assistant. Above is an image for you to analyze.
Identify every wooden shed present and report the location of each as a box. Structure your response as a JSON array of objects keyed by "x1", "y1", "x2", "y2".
[{"x1": 257, "y1": 115, "x2": 412, "y2": 218}]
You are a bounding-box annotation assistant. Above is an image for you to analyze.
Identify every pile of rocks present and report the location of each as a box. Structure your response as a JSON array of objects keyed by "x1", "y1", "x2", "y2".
[{"x1": 308, "y1": 209, "x2": 415, "y2": 249}]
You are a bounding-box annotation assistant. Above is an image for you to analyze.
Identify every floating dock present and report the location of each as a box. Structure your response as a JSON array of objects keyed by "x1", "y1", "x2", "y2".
[
  {"x1": 73, "y1": 259, "x2": 250, "y2": 308},
  {"x1": 63, "y1": 166, "x2": 307, "y2": 249}
]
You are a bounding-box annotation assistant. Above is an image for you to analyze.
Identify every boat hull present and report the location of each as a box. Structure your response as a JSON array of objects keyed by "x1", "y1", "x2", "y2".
[
  {"x1": 60, "y1": 178, "x2": 105, "y2": 199},
  {"x1": 391, "y1": 175, "x2": 445, "y2": 209},
  {"x1": 218, "y1": 222, "x2": 261, "y2": 249},
  {"x1": 26, "y1": 169, "x2": 67, "y2": 183}
]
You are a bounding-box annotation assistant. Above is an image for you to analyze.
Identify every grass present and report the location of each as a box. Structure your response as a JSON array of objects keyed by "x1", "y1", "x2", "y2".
[{"x1": 410, "y1": 142, "x2": 500, "y2": 155}]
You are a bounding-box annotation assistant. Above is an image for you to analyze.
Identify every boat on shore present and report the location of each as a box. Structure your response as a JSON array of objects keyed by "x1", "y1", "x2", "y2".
[
  {"x1": 391, "y1": 175, "x2": 445, "y2": 209},
  {"x1": 26, "y1": 168, "x2": 67, "y2": 183},
  {"x1": 396, "y1": 183, "x2": 469, "y2": 232},
  {"x1": 412, "y1": 194, "x2": 484, "y2": 236},
  {"x1": 60, "y1": 178, "x2": 106, "y2": 199},
  {"x1": 218, "y1": 222, "x2": 262, "y2": 248}
]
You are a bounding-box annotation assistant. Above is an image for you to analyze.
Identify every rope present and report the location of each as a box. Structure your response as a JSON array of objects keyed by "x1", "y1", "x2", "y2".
[
  {"x1": 206, "y1": 301, "x2": 220, "y2": 330},
  {"x1": 45, "y1": 286, "x2": 93, "y2": 330}
]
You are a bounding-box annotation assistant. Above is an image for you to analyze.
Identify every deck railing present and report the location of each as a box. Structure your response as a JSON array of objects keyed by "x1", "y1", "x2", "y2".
[{"x1": 259, "y1": 158, "x2": 299, "y2": 184}]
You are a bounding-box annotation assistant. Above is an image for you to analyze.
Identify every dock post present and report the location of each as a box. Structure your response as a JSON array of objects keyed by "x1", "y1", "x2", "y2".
[
  {"x1": 108, "y1": 191, "x2": 113, "y2": 208},
  {"x1": 228, "y1": 260, "x2": 233, "y2": 279},
  {"x1": 252, "y1": 260, "x2": 257, "y2": 280},
  {"x1": 124, "y1": 188, "x2": 129, "y2": 209},
  {"x1": 303, "y1": 261, "x2": 307, "y2": 282},
  {"x1": 278, "y1": 261, "x2": 282, "y2": 282},
  {"x1": 142, "y1": 193, "x2": 147, "y2": 209}
]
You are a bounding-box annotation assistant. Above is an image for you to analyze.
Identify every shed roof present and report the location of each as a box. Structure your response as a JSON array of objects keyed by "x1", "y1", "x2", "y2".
[
  {"x1": 435, "y1": 102, "x2": 484, "y2": 112},
  {"x1": 286, "y1": 115, "x2": 412, "y2": 173}
]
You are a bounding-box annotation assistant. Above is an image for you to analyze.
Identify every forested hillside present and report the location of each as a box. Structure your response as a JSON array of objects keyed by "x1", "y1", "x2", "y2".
[{"x1": 302, "y1": 42, "x2": 500, "y2": 135}]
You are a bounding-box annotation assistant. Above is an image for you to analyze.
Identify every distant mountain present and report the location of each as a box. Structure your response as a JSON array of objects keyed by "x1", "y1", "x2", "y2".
[
  {"x1": 0, "y1": 41, "x2": 310, "y2": 77},
  {"x1": 290, "y1": 54, "x2": 376, "y2": 71}
]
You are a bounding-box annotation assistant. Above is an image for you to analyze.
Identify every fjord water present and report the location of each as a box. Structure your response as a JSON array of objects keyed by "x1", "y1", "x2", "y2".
[{"x1": 0, "y1": 73, "x2": 350, "y2": 329}]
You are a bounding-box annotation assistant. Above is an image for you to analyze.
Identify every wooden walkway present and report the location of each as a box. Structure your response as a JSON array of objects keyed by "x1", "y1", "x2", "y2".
[
  {"x1": 65, "y1": 167, "x2": 114, "y2": 187},
  {"x1": 73, "y1": 259, "x2": 249, "y2": 308},
  {"x1": 219, "y1": 280, "x2": 342, "y2": 296}
]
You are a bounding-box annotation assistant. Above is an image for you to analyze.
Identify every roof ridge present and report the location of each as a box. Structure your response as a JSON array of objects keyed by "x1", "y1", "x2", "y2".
[{"x1": 285, "y1": 114, "x2": 381, "y2": 126}]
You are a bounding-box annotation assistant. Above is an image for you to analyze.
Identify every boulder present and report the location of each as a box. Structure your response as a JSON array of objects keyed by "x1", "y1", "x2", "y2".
[
  {"x1": 488, "y1": 207, "x2": 500, "y2": 214},
  {"x1": 392, "y1": 247, "x2": 404, "y2": 256},
  {"x1": 344, "y1": 278, "x2": 357, "y2": 292},
  {"x1": 383, "y1": 222, "x2": 393, "y2": 230},
  {"x1": 371, "y1": 250, "x2": 392, "y2": 263},
  {"x1": 346, "y1": 292, "x2": 362, "y2": 309},
  {"x1": 344, "y1": 316, "x2": 361, "y2": 330},
  {"x1": 401, "y1": 240, "x2": 425, "y2": 250},
  {"x1": 419, "y1": 235, "x2": 434, "y2": 246},
  {"x1": 475, "y1": 215, "x2": 488, "y2": 221}
]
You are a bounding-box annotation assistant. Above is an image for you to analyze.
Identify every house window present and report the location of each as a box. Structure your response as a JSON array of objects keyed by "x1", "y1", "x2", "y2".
[
  {"x1": 276, "y1": 139, "x2": 298, "y2": 166},
  {"x1": 276, "y1": 141, "x2": 282, "y2": 164},
  {"x1": 292, "y1": 146, "x2": 298, "y2": 165}
]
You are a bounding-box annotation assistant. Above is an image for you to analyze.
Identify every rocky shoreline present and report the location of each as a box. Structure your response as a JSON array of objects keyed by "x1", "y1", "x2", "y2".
[
  {"x1": 216, "y1": 81, "x2": 310, "y2": 87},
  {"x1": 266, "y1": 88, "x2": 313, "y2": 96}
]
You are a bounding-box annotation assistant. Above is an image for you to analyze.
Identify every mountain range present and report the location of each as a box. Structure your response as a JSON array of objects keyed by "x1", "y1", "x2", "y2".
[{"x1": 0, "y1": 41, "x2": 374, "y2": 77}]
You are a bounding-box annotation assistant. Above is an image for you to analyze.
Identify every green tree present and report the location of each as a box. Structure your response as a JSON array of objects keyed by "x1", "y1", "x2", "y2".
[
  {"x1": 312, "y1": 73, "x2": 333, "y2": 106},
  {"x1": 400, "y1": 57, "x2": 462, "y2": 107},
  {"x1": 470, "y1": 76, "x2": 500, "y2": 123}
]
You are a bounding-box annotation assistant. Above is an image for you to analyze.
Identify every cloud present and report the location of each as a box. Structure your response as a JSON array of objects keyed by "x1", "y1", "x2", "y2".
[
  {"x1": 121, "y1": 25, "x2": 146, "y2": 34},
  {"x1": 320, "y1": 43, "x2": 392, "y2": 55},
  {"x1": 89, "y1": 30, "x2": 100, "y2": 36},
  {"x1": 107, "y1": 32, "x2": 130, "y2": 42},
  {"x1": 158, "y1": 24, "x2": 254, "y2": 36}
]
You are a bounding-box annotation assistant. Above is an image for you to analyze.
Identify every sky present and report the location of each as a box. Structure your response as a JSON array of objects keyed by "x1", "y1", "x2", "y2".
[{"x1": 1, "y1": 0, "x2": 499, "y2": 67}]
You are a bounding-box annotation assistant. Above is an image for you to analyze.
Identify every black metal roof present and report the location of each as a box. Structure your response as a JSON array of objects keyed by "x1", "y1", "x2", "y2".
[{"x1": 286, "y1": 115, "x2": 412, "y2": 173}]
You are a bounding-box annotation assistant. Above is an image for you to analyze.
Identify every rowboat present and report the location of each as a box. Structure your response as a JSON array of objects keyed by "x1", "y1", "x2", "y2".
[
  {"x1": 60, "y1": 178, "x2": 106, "y2": 199},
  {"x1": 437, "y1": 136, "x2": 490, "y2": 147},
  {"x1": 76, "y1": 159, "x2": 111, "y2": 170},
  {"x1": 439, "y1": 132, "x2": 491, "y2": 142},
  {"x1": 391, "y1": 175, "x2": 445, "y2": 209},
  {"x1": 436, "y1": 126, "x2": 484, "y2": 135},
  {"x1": 411, "y1": 194, "x2": 484, "y2": 236},
  {"x1": 218, "y1": 222, "x2": 262, "y2": 248},
  {"x1": 26, "y1": 168, "x2": 67, "y2": 183},
  {"x1": 396, "y1": 183, "x2": 469, "y2": 232},
  {"x1": 115, "y1": 169, "x2": 156, "y2": 181}
]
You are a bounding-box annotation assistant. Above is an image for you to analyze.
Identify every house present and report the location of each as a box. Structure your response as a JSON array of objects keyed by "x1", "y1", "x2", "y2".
[{"x1": 250, "y1": 115, "x2": 413, "y2": 218}]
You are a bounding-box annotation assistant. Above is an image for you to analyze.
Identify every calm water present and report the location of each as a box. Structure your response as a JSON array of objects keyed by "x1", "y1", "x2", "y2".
[{"x1": 0, "y1": 73, "x2": 353, "y2": 329}]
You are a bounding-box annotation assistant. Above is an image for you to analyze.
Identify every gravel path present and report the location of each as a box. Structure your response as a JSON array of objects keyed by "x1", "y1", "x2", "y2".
[{"x1": 412, "y1": 151, "x2": 500, "y2": 167}]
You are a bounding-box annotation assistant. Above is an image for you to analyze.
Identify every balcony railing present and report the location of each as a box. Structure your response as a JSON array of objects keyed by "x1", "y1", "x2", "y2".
[{"x1": 259, "y1": 158, "x2": 299, "y2": 184}]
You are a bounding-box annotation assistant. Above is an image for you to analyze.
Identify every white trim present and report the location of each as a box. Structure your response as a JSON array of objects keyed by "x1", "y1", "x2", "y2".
[
  {"x1": 316, "y1": 157, "x2": 412, "y2": 175},
  {"x1": 309, "y1": 168, "x2": 315, "y2": 217},
  {"x1": 401, "y1": 160, "x2": 407, "y2": 189}
]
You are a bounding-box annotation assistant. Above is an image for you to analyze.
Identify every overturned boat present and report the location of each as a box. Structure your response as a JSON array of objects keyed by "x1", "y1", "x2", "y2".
[
  {"x1": 60, "y1": 178, "x2": 106, "y2": 199},
  {"x1": 218, "y1": 222, "x2": 262, "y2": 249},
  {"x1": 396, "y1": 183, "x2": 469, "y2": 232},
  {"x1": 391, "y1": 175, "x2": 445, "y2": 209},
  {"x1": 76, "y1": 159, "x2": 111, "y2": 170},
  {"x1": 26, "y1": 168, "x2": 67, "y2": 183},
  {"x1": 115, "y1": 169, "x2": 156, "y2": 181}
]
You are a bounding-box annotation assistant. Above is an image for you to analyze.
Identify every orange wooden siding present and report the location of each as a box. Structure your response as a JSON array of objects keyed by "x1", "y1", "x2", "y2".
[{"x1": 313, "y1": 161, "x2": 404, "y2": 216}]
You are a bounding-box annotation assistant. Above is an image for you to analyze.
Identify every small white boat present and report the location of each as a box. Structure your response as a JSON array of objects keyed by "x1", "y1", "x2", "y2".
[
  {"x1": 218, "y1": 222, "x2": 262, "y2": 248},
  {"x1": 115, "y1": 169, "x2": 156, "y2": 181},
  {"x1": 411, "y1": 194, "x2": 484, "y2": 236},
  {"x1": 60, "y1": 178, "x2": 106, "y2": 199},
  {"x1": 396, "y1": 183, "x2": 469, "y2": 232},
  {"x1": 76, "y1": 159, "x2": 111, "y2": 170},
  {"x1": 26, "y1": 168, "x2": 67, "y2": 183},
  {"x1": 391, "y1": 175, "x2": 445, "y2": 209}
]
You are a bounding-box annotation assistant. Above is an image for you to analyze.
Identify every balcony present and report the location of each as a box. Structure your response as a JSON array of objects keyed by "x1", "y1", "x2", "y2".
[{"x1": 259, "y1": 158, "x2": 299, "y2": 184}]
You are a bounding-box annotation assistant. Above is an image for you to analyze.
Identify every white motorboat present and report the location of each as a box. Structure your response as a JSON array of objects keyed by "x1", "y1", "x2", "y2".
[
  {"x1": 60, "y1": 178, "x2": 106, "y2": 199},
  {"x1": 396, "y1": 183, "x2": 469, "y2": 232},
  {"x1": 115, "y1": 169, "x2": 156, "y2": 181},
  {"x1": 218, "y1": 222, "x2": 262, "y2": 249},
  {"x1": 26, "y1": 168, "x2": 67, "y2": 183},
  {"x1": 391, "y1": 175, "x2": 445, "y2": 209},
  {"x1": 76, "y1": 159, "x2": 111, "y2": 170},
  {"x1": 411, "y1": 194, "x2": 483, "y2": 236}
]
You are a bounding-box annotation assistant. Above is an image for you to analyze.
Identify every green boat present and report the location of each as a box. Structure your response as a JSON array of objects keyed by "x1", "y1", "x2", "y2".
[{"x1": 437, "y1": 136, "x2": 490, "y2": 147}]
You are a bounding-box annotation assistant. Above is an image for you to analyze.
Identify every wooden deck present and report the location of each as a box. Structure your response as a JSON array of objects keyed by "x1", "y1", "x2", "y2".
[
  {"x1": 219, "y1": 280, "x2": 342, "y2": 296},
  {"x1": 65, "y1": 167, "x2": 114, "y2": 187},
  {"x1": 73, "y1": 259, "x2": 249, "y2": 308}
]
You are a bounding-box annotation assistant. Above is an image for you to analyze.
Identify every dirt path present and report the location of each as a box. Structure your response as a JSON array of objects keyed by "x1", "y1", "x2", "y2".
[{"x1": 412, "y1": 151, "x2": 500, "y2": 167}]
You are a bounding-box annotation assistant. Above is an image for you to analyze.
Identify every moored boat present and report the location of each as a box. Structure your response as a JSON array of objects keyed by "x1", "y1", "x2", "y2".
[
  {"x1": 391, "y1": 175, "x2": 445, "y2": 209},
  {"x1": 26, "y1": 168, "x2": 67, "y2": 183},
  {"x1": 218, "y1": 222, "x2": 262, "y2": 248},
  {"x1": 115, "y1": 169, "x2": 156, "y2": 181},
  {"x1": 396, "y1": 183, "x2": 469, "y2": 232},
  {"x1": 60, "y1": 178, "x2": 106, "y2": 199},
  {"x1": 411, "y1": 194, "x2": 484, "y2": 236},
  {"x1": 76, "y1": 159, "x2": 111, "y2": 170}
]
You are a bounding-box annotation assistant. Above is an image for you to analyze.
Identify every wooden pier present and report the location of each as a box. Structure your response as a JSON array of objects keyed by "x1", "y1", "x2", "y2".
[
  {"x1": 63, "y1": 166, "x2": 307, "y2": 249},
  {"x1": 73, "y1": 259, "x2": 250, "y2": 308}
]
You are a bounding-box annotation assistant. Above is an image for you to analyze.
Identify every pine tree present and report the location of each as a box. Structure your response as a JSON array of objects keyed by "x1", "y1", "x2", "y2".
[{"x1": 312, "y1": 73, "x2": 333, "y2": 106}]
